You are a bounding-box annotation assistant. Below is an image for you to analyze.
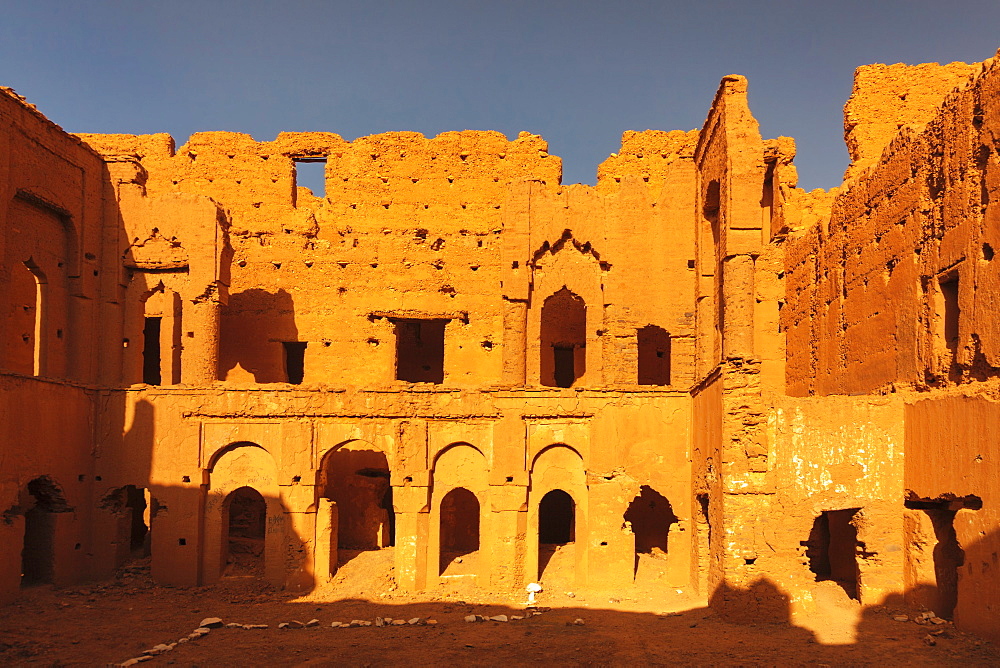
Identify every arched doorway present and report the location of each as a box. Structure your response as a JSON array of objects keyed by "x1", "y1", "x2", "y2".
[
  {"x1": 21, "y1": 476, "x2": 69, "y2": 587},
  {"x1": 624, "y1": 486, "x2": 678, "y2": 581},
  {"x1": 223, "y1": 487, "x2": 266, "y2": 577},
  {"x1": 321, "y1": 445, "x2": 393, "y2": 552},
  {"x1": 540, "y1": 288, "x2": 586, "y2": 387},
  {"x1": 439, "y1": 487, "x2": 480, "y2": 576},
  {"x1": 538, "y1": 489, "x2": 575, "y2": 581}
]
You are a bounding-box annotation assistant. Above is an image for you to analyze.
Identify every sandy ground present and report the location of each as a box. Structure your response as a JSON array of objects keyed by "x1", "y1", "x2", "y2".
[{"x1": 1, "y1": 550, "x2": 998, "y2": 667}]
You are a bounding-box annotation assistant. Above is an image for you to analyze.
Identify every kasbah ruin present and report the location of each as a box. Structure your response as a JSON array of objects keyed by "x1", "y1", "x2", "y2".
[{"x1": 2, "y1": 42, "x2": 1000, "y2": 664}]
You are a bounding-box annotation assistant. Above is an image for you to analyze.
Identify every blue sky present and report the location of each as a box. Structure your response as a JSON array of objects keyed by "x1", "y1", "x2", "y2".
[{"x1": 2, "y1": 1, "x2": 998, "y2": 190}]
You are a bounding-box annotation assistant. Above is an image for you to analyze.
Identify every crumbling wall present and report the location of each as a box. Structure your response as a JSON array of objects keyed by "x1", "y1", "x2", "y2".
[
  {"x1": 844, "y1": 61, "x2": 978, "y2": 180},
  {"x1": 78, "y1": 129, "x2": 699, "y2": 390},
  {"x1": 769, "y1": 395, "x2": 905, "y2": 614},
  {"x1": 0, "y1": 88, "x2": 116, "y2": 602},
  {"x1": 905, "y1": 393, "x2": 1000, "y2": 642},
  {"x1": 781, "y1": 52, "x2": 1000, "y2": 642},
  {"x1": 95, "y1": 385, "x2": 692, "y2": 592},
  {"x1": 785, "y1": 55, "x2": 1000, "y2": 395}
]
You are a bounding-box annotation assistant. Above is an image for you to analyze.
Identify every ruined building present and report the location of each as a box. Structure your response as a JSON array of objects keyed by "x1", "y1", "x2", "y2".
[{"x1": 1, "y1": 50, "x2": 998, "y2": 643}]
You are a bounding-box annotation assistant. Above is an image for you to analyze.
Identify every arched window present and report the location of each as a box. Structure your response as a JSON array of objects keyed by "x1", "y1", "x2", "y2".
[{"x1": 540, "y1": 288, "x2": 586, "y2": 387}]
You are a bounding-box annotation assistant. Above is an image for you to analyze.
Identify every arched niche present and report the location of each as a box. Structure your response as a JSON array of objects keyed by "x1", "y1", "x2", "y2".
[
  {"x1": 203, "y1": 442, "x2": 284, "y2": 586},
  {"x1": 3, "y1": 193, "x2": 74, "y2": 379},
  {"x1": 527, "y1": 233, "x2": 606, "y2": 388},
  {"x1": 528, "y1": 445, "x2": 587, "y2": 586},
  {"x1": 314, "y1": 440, "x2": 394, "y2": 581},
  {"x1": 430, "y1": 443, "x2": 489, "y2": 586},
  {"x1": 624, "y1": 485, "x2": 678, "y2": 582},
  {"x1": 540, "y1": 288, "x2": 587, "y2": 388},
  {"x1": 223, "y1": 486, "x2": 267, "y2": 576}
]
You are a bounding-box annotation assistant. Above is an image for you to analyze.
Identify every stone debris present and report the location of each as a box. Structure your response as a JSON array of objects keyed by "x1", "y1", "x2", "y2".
[
  {"x1": 119, "y1": 657, "x2": 153, "y2": 666},
  {"x1": 427, "y1": 619, "x2": 438, "y2": 625},
  {"x1": 330, "y1": 621, "x2": 344, "y2": 628},
  {"x1": 464, "y1": 615, "x2": 477, "y2": 623},
  {"x1": 924, "y1": 633, "x2": 937, "y2": 646},
  {"x1": 510, "y1": 615, "x2": 523, "y2": 621},
  {"x1": 177, "y1": 637, "x2": 189, "y2": 645},
  {"x1": 199, "y1": 617, "x2": 224, "y2": 628},
  {"x1": 141, "y1": 643, "x2": 173, "y2": 656},
  {"x1": 408, "y1": 617, "x2": 422, "y2": 625},
  {"x1": 573, "y1": 618, "x2": 586, "y2": 626},
  {"x1": 243, "y1": 624, "x2": 268, "y2": 629},
  {"x1": 391, "y1": 619, "x2": 406, "y2": 625},
  {"x1": 305, "y1": 618, "x2": 320, "y2": 627},
  {"x1": 375, "y1": 617, "x2": 385, "y2": 627},
  {"x1": 225, "y1": 622, "x2": 242, "y2": 628},
  {"x1": 893, "y1": 615, "x2": 909, "y2": 622},
  {"x1": 489, "y1": 615, "x2": 508, "y2": 622}
]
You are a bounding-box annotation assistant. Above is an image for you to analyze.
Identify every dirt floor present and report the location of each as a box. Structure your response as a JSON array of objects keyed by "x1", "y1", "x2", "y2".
[{"x1": 1, "y1": 550, "x2": 998, "y2": 667}]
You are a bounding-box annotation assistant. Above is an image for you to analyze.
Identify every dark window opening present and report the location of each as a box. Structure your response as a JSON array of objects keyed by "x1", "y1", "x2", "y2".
[
  {"x1": 293, "y1": 158, "x2": 327, "y2": 200},
  {"x1": 553, "y1": 346, "x2": 575, "y2": 388},
  {"x1": 637, "y1": 325, "x2": 671, "y2": 385},
  {"x1": 283, "y1": 341, "x2": 307, "y2": 384},
  {"x1": 224, "y1": 486, "x2": 266, "y2": 577},
  {"x1": 394, "y1": 319, "x2": 446, "y2": 384},
  {"x1": 540, "y1": 288, "x2": 586, "y2": 387},
  {"x1": 439, "y1": 487, "x2": 480, "y2": 575},
  {"x1": 801, "y1": 509, "x2": 861, "y2": 600},
  {"x1": 142, "y1": 316, "x2": 161, "y2": 385},
  {"x1": 938, "y1": 275, "x2": 960, "y2": 365}
]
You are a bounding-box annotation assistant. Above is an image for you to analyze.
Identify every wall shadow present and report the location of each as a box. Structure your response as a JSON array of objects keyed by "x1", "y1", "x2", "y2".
[{"x1": 218, "y1": 288, "x2": 298, "y2": 383}]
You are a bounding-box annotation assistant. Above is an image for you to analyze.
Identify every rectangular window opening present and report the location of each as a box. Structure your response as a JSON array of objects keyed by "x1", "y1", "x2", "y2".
[
  {"x1": 553, "y1": 345, "x2": 576, "y2": 388},
  {"x1": 940, "y1": 276, "x2": 959, "y2": 354},
  {"x1": 142, "y1": 317, "x2": 162, "y2": 385},
  {"x1": 394, "y1": 319, "x2": 446, "y2": 384},
  {"x1": 283, "y1": 341, "x2": 307, "y2": 385},
  {"x1": 294, "y1": 159, "x2": 327, "y2": 199}
]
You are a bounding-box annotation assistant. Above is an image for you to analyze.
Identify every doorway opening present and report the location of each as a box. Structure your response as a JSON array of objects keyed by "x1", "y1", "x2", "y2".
[
  {"x1": 540, "y1": 288, "x2": 586, "y2": 387},
  {"x1": 624, "y1": 486, "x2": 678, "y2": 578},
  {"x1": 21, "y1": 476, "x2": 69, "y2": 587},
  {"x1": 801, "y1": 508, "x2": 861, "y2": 600},
  {"x1": 322, "y1": 448, "x2": 393, "y2": 553},
  {"x1": 538, "y1": 489, "x2": 575, "y2": 580},
  {"x1": 439, "y1": 487, "x2": 480, "y2": 576},
  {"x1": 904, "y1": 495, "x2": 981, "y2": 619},
  {"x1": 224, "y1": 487, "x2": 266, "y2": 577}
]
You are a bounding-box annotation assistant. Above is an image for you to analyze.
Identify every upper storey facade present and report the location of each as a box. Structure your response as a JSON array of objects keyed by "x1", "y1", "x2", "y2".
[{"x1": 73, "y1": 127, "x2": 703, "y2": 392}]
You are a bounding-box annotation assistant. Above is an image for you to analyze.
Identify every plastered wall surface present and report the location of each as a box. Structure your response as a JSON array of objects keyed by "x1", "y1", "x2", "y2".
[{"x1": 3, "y1": 49, "x2": 1000, "y2": 644}]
